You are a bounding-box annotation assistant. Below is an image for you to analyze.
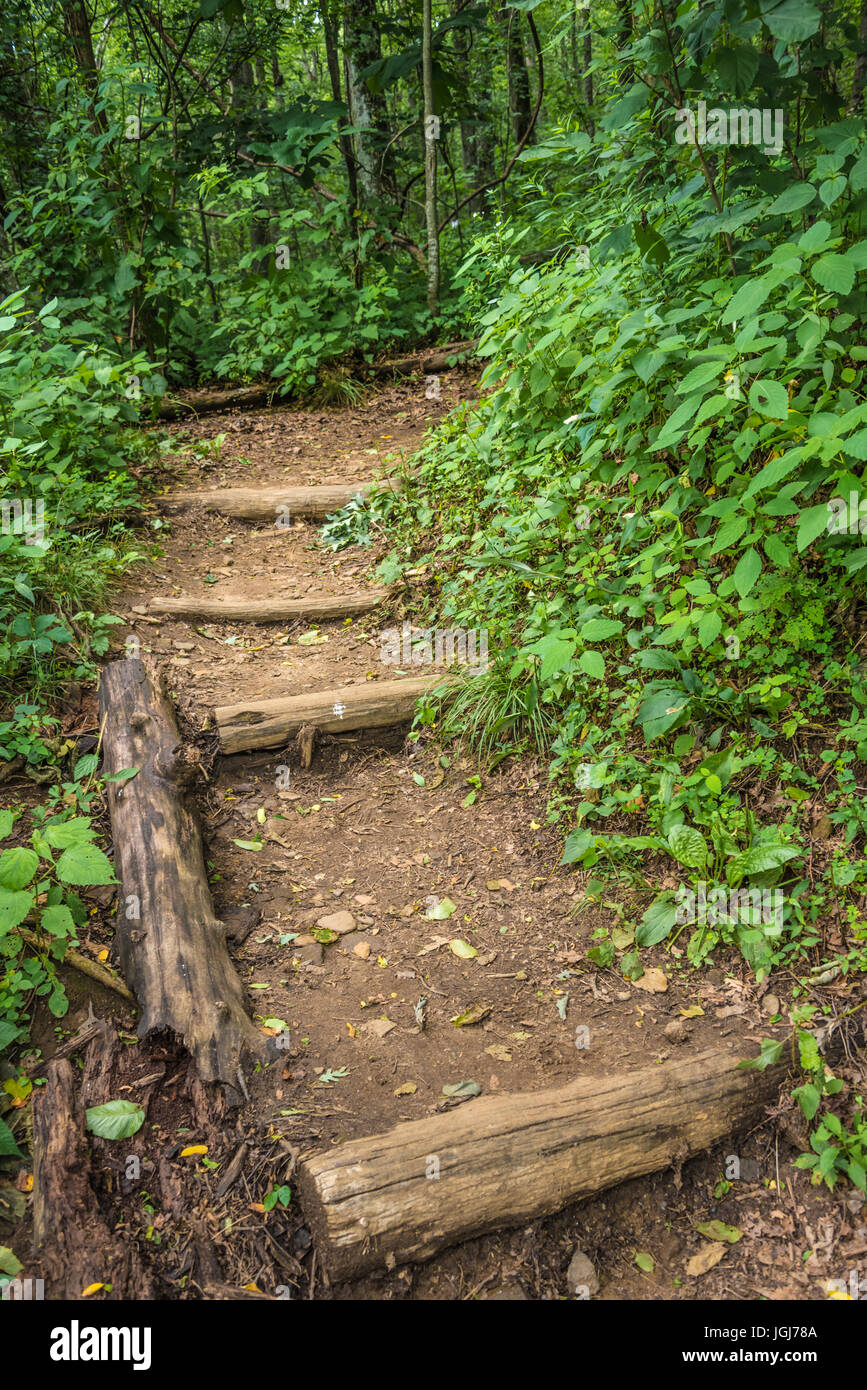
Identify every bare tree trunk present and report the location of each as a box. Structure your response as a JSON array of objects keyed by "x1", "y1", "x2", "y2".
[
  {"x1": 423, "y1": 0, "x2": 439, "y2": 314},
  {"x1": 853, "y1": 0, "x2": 867, "y2": 110},
  {"x1": 62, "y1": 0, "x2": 107, "y2": 132},
  {"x1": 343, "y1": 0, "x2": 392, "y2": 207}
]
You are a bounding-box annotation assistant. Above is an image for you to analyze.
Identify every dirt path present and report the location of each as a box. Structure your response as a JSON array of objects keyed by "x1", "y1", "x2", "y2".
[{"x1": 98, "y1": 372, "x2": 857, "y2": 1301}]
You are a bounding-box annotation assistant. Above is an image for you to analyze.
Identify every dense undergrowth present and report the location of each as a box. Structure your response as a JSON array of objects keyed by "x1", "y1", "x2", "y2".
[{"x1": 334, "y1": 41, "x2": 867, "y2": 1191}]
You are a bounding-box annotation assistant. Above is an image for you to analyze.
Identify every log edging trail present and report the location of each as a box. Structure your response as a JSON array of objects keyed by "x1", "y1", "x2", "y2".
[
  {"x1": 297, "y1": 1046, "x2": 787, "y2": 1282},
  {"x1": 99, "y1": 658, "x2": 264, "y2": 1096}
]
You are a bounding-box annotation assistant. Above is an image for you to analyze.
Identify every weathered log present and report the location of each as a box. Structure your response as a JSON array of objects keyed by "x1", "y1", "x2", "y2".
[
  {"x1": 157, "y1": 482, "x2": 387, "y2": 522},
  {"x1": 365, "y1": 338, "x2": 478, "y2": 378},
  {"x1": 99, "y1": 658, "x2": 264, "y2": 1092},
  {"x1": 156, "y1": 384, "x2": 273, "y2": 421},
  {"x1": 215, "y1": 675, "x2": 442, "y2": 754},
  {"x1": 145, "y1": 587, "x2": 389, "y2": 624},
  {"x1": 296, "y1": 1046, "x2": 786, "y2": 1282},
  {"x1": 32, "y1": 1056, "x2": 151, "y2": 1299}
]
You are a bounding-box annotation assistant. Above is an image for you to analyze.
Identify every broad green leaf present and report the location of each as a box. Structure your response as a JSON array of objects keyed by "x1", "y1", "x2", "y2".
[
  {"x1": 561, "y1": 829, "x2": 593, "y2": 865},
  {"x1": 0, "y1": 847, "x2": 39, "y2": 890},
  {"x1": 732, "y1": 546, "x2": 761, "y2": 597},
  {"x1": 85, "y1": 1099, "x2": 145, "y2": 1141},
  {"x1": 636, "y1": 896, "x2": 678, "y2": 947},
  {"x1": 579, "y1": 618, "x2": 623, "y2": 642},
  {"x1": 769, "y1": 183, "x2": 816, "y2": 215},
  {"x1": 796, "y1": 503, "x2": 831, "y2": 552},
  {"x1": 811, "y1": 253, "x2": 856, "y2": 295},
  {"x1": 748, "y1": 378, "x2": 788, "y2": 419},
  {"x1": 0, "y1": 888, "x2": 34, "y2": 936},
  {"x1": 667, "y1": 825, "x2": 708, "y2": 869},
  {"x1": 43, "y1": 817, "x2": 95, "y2": 849},
  {"x1": 55, "y1": 843, "x2": 116, "y2": 886},
  {"x1": 579, "y1": 649, "x2": 605, "y2": 680}
]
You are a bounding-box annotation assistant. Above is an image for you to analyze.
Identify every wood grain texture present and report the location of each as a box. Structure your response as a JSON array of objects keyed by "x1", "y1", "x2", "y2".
[
  {"x1": 146, "y1": 587, "x2": 389, "y2": 623},
  {"x1": 297, "y1": 1047, "x2": 785, "y2": 1281},
  {"x1": 215, "y1": 674, "x2": 442, "y2": 753},
  {"x1": 157, "y1": 481, "x2": 389, "y2": 521},
  {"x1": 99, "y1": 659, "x2": 263, "y2": 1091},
  {"x1": 32, "y1": 1057, "x2": 151, "y2": 1298}
]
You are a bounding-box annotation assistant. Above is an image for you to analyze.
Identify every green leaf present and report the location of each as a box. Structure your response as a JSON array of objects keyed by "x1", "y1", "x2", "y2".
[
  {"x1": 769, "y1": 183, "x2": 816, "y2": 215},
  {"x1": 43, "y1": 817, "x2": 95, "y2": 849},
  {"x1": 0, "y1": 888, "x2": 32, "y2": 936},
  {"x1": 748, "y1": 379, "x2": 788, "y2": 419},
  {"x1": 811, "y1": 253, "x2": 856, "y2": 294},
  {"x1": 579, "y1": 649, "x2": 606, "y2": 680},
  {"x1": 85, "y1": 1099, "x2": 145, "y2": 1140},
  {"x1": 667, "y1": 825, "x2": 708, "y2": 869},
  {"x1": 725, "y1": 277, "x2": 773, "y2": 324},
  {"x1": 762, "y1": 0, "x2": 821, "y2": 43},
  {"x1": 55, "y1": 843, "x2": 116, "y2": 886},
  {"x1": 0, "y1": 847, "x2": 38, "y2": 890},
  {"x1": 232, "y1": 839, "x2": 263, "y2": 852},
  {"x1": 697, "y1": 609, "x2": 723, "y2": 648},
  {"x1": 0, "y1": 1243, "x2": 23, "y2": 1273},
  {"x1": 560, "y1": 829, "x2": 593, "y2": 866},
  {"x1": 636, "y1": 896, "x2": 678, "y2": 947},
  {"x1": 0, "y1": 810, "x2": 14, "y2": 841},
  {"x1": 727, "y1": 843, "x2": 800, "y2": 877},
  {"x1": 793, "y1": 1082, "x2": 822, "y2": 1121},
  {"x1": 73, "y1": 753, "x2": 99, "y2": 781},
  {"x1": 0, "y1": 1116, "x2": 23, "y2": 1159},
  {"x1": 796, "y1": 503, "x2": 831, "y2": 552},
  {"x1": 634, "y1": 1251, "x2": 655, "y2": 1273},
  {"x1": 732, "y1": 546, "x2": 762, "y2": 597},
  {"x1": 737, "y1": 1038, "x2": 784, "y2": 1071},
  {"x1": 40, "y1": 904, "x2": 75, "y2": 938},
  {"x1": 696, "y1": 1220, "x2": 741, "y2": 1244},
  {"x1": 579, "y1": 618, "x2": 623, "y2": 642}
]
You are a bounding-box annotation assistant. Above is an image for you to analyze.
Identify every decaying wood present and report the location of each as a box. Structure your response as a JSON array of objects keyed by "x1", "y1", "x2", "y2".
[
  {"x1": 32, "y1": 1056, "x2": 151, "y2": 1299},
  {"x1": 157, "y1": 481, "x2": 389, "y2": 521},
  {"x1": 215, "y1": 674, "x2": 443, "y2": 754},
  {"x1": 145, "y1": 587, "x2": 389, "y2": 624},
  {"x1": 365, "y1": 338, "x2": 478, "y2": 378},
  {"x1": 156, "y1": 384, "x2": 273, "y2": 421},
  {"x1": 99, "y1": 658, "x2": 264, "y2": 1093},
  {"x1": 297, "y1": 1046, "x2": 786, "y2": 1282}
]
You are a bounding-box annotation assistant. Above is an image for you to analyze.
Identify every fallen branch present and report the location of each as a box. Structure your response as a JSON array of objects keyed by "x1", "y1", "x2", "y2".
[
  {"x1": 214, "y1": 674, "x2": 443, "y2": 755},
  {"x1": 156, "y1": 481, "x2": 385, "y2": 522},
  {"x1": 99, "y1": 658, "x2": 264, "y2": 1094},
  {"x1": 15, "y1": 926, "x2": 136, "y2": 1004},
  {"x1": 297, "y1": 1046, "x2": 786, "y2": 1282},
  {"x1": 145, "y1": 587, "x2": 390, "y2": 624}
]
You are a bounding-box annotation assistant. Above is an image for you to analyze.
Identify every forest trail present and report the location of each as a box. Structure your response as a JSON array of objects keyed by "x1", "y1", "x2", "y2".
[{"x1": 99, "y1": 369, "x2": 814, "y2": 1300}]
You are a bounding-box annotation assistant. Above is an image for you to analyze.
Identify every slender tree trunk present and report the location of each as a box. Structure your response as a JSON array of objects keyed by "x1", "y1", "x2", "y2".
[
  {"x1": 422, "y1": 0, "x2": 439, "y2": 314},
  {"x1": 343, "y1": 0, "x2": 392, "y2": 206},
  {"x1": 502, "y1": 6, "x2": 533, "y2": 146},
  {"x1": 582, "y1": 8, "x2": 594, "y2": 136},
  {"x1": 62, "y1": 0, "x2": 107, "y2": 132},
  {"x1": 853, "y1": 0, "x2": 867, "y2": 110}
]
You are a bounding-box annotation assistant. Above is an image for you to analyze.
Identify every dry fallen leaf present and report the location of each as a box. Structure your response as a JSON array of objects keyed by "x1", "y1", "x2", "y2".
[
  {"x1": 686, "y1": 1243, "x2": 727, "y2": 1277},
  {"x1": 363, "y1": 1018, "x2": 396, "y2": 1038},
  {"x1": 179, "y1": 1145, "x2": 208, "y2": 1158},
  {"x1": 394, "y1": 1081, "x2": 418, "y2": 1096},
  {"x1": 484, "y1": 1044, "x2": 512, "y2": 1062},
  {"x1": 633, "y1": 968, "x2": 668, "y2": 993},
  {"x1": 81, "y1": 1283, "x2": 105, "y2": 1298}
]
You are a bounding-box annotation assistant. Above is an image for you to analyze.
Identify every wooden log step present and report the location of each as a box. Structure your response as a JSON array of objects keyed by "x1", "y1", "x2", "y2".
[
  {"x1": 99, "y1": 659, "x2": 265, "y2": 1093},
  {"x1": 157, "y1": 481, "x2": 389, "y2": 522},
  {"x1": 215, "y1": 675, "x2": 442, "y2": 754},
  {"x1": 145, "y1": 588, "x2": 389, "y2": 624},
  {"x1": 296, "y1": 1046, "x2": 785, "y2": 1282}
]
